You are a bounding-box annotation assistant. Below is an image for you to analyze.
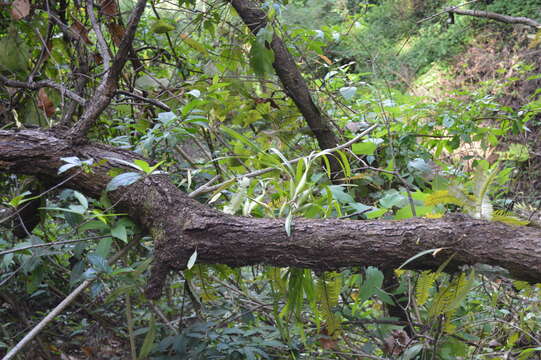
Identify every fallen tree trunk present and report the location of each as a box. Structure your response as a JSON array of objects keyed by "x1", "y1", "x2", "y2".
[{"x1": 1, "y1": 129, "x2": 541, "y2": 299}]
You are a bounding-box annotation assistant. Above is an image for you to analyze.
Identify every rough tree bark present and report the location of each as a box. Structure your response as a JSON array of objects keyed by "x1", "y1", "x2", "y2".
[{"x1": 1, "y1": 129, "x2": 541, "y2": 300}]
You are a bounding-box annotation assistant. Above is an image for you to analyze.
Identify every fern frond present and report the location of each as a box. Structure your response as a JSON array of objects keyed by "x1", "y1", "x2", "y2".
[
  {"x1": 443, "y1": 313, "x2": 457, "y2": 334},
  {"x1": 316, "y1": 272, "x2": 342, "y2": 335},
  {"x1": 286, "y1": 269, "x2": 306, "y2": 318},
  {"x1": 428, "y1": 272, "x2": 474, "y2": 319},
  {"x1": 447, "y1": 271, "x2": 474, "y2": 312},
  {"x1": 492, "y1": 210, "x2": 529, "y2": 226},
  {"x1": 424, "y1": 190, "x2": 464, "y2": 207},
  {"x1": 425, "y1": 213, "x2": 444, "y2": 218},
  {"x1": 416, "y1": 270, "x2": 437, "y2": 306},
  {"x1": 514, "y1": 202, "x2": 541, "y2": 227},
  {"x1": 471, "y1": 165, "x2": 498, "y2": 220},
  {"x1": 267, "y1": 267, "x2": 287, "y2": 295},
  {"x1": 448, "y1": 186, "x2": 475, "y2": 210}
]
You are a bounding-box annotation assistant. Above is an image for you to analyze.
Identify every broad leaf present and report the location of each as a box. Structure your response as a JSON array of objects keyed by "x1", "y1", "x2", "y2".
[{"x1": 106, "y1": 172, "x2": 142, "y2": 192}]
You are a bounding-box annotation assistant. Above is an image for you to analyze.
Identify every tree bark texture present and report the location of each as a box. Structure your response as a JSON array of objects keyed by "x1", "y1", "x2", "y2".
[
  {"x1": 2, "y1": 129, "x2": 541, "y2": 299},
  {"x1": 228, "y1": 0, "x2": 342, "y2": 176}
]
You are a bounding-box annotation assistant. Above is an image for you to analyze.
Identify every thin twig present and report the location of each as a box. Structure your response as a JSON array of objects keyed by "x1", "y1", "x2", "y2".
[
  {"x1": 88, "y1": 0, "x2": 111, "y2": 71},
  {"x1": 0, "y1": 75, "x2": 86, "y2": 105},
  {"x1": 0, "y1": 264, "x2": 23, "y2": 287},
  {"x1": 143, "y1": 289, "x2": 178, "y2": 334},
  {"x1": 67, "y1": 0, "x2": 148, "y2": 140},
  {"x1": 126, "y1": 293, "x2": 137, "y2": 360},
  {"x1": 116, "y1": 90, "x2": 171, "y2": 111},
  {"x1": 416, "y1": 0, "x2": 480, "y2": 24},
  {"x1": 186, "y1": 175, "x2": 220, "y2": 198}
]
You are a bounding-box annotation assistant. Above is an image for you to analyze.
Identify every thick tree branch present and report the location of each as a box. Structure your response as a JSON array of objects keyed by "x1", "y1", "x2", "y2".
[
  {"x1": 66, "y1": 0, "x2": 148, "y2": 141},
  {"x1": 447, "y1": 8, "x2": 541, "y2": 29},
  {"x1": 228, "y1": 0, "x2": 342, "y2": 177},
  {"x1": 1, "y1": 129, "x2": 541, "y2": 301}
]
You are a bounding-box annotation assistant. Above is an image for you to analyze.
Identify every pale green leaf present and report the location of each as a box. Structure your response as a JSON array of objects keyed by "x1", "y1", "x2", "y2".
[
  {"x1": 187, "y1": 250, "x2": 197, "y2": 269},
  {"x1": 106, "y1": 172, "x2": 142, "y2": 192}
]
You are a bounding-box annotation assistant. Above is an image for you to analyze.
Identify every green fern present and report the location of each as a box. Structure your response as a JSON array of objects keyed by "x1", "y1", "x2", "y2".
[
  {"x1": 425, "y1": 163, "x2": 527, "y2": 225},
  {"x1": 492, "y1": 210, "x2": 529, "y2": 226},
  {"x1": 424, "y1": 189, "x2": 464, "y2": 207},
  {"x1": 470, "y1": 164, "x2": 498, "y2": 220},
  {"x1": 283, "y1": 268, "x2": 306, "y2": 318},
  {"x1": 316, "y1": 272, "x2": 342, "y2": 335},
  {"x1": 513, "y1": 202, "x2": 541, "y2": 227},
  {"x1": 416, "y1": 270, "x2": 437, "y2": 306},
  {"x1": 428, "y1": 271, "x2": 475, "y2": 333},
  {"x1": 268, "y1": 267, "x2": 287, "y2": 296},
  {"x1": 443, "y1": 315, "x2": 457, "y2": 334},
  {"x1": 448, "y1": 272, "x2": 474, "y2": 311}
]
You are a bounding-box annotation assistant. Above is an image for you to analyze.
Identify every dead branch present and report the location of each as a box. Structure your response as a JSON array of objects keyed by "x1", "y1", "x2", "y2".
[{"x1": 447, "y1": 8, "x2": 541, "y2": 29}]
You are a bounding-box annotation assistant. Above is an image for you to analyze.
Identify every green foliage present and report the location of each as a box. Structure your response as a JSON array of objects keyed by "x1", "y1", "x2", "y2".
[
  {"x1": 415, "y1": 270, "x2": 438, "y2": 306},
  {"x1": 428, "y1": 271, "x2": 475, "y2": 332},
  {"x1": 473, "y1": 0, "x2": 541, "y2": 20},
  {"x1": 249, "y1": 26, "x2": 276, "y2": 76},
  {"x1": 316, "y1": 272, "x2": 342, "y2": 335},
  {"x1": 424, "y1": 161, "x2": 529, "y2": 225},
  {"x1": 2, "y1": 0, "x2": 541, "y2": 358}
]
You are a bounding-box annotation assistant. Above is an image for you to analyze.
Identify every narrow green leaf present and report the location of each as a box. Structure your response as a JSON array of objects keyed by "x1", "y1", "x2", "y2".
[
  {"x1": 269, "y1": 147, "x2": 293, "y2": 173},
  {"x1": 138, "y1": 316, "x2": 156, "y2": 359},
  {"x1": 73, "y1": 191, "x2": 88, "y2": 210},
  {"x1": 285, "y1": 212, "x2": 293, "y2": 237}
]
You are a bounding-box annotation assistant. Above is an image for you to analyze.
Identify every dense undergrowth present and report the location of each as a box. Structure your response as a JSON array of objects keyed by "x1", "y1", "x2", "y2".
[{"x1": 1, "y1": 0, "x2": 541, "y2": 359}]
